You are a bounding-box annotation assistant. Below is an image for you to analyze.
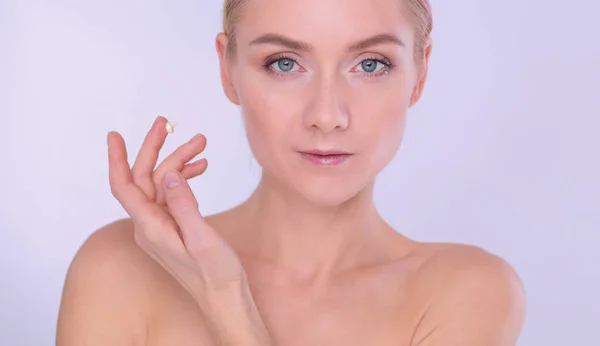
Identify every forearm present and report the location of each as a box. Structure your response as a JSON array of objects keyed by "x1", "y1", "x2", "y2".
[{"x1": 202, "y1": 285, "x2": 273, "y2": 346}]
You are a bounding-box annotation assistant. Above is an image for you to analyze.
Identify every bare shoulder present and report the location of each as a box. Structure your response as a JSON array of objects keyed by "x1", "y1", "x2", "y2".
[
  {"x1": 414, "y1": 242, "x2": 525, "y2": 287},
  {"x1": 408, "y1": 242, "x2": 527, "y2": 345},
  {"x1": 62, "y1": 218, "x2": 167, "y2": 294},
  {"x1": 57, "y1": 218, "x2": 175, "y2": 345}
]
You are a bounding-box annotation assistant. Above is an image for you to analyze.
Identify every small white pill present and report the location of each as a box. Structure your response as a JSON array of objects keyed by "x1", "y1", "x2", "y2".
[{"x1": 166, "y1": 121, "x2": 176, "y2": 134}]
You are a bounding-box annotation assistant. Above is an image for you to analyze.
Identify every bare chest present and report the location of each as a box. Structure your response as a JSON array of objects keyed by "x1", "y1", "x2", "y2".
[
  {"x1": 149, "y1": 272, "x2": 421, "y2": 346},
  {"x1": 255, "y1": 293, "x2": 417, "y2": 346},
  {"x1": 150, "y1": 299, "x2": 416, "y2": 346}
]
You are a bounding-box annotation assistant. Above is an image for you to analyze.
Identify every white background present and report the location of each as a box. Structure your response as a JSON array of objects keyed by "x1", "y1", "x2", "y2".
[{"x1": 1, "y1": 0, "x2": 599, "y2": 345}]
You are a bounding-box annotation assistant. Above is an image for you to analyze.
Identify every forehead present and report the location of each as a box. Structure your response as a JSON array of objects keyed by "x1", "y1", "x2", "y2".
[{"x1": 235, "y1": 0, "x2": 414, "y2": 49}]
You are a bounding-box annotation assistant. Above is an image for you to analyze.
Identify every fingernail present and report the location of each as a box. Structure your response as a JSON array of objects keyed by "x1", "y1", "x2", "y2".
[{"x1": 164, "y1": 171, "x2": 182, "y2": 189}]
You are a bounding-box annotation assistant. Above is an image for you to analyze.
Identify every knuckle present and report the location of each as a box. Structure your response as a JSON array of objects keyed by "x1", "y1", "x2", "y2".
[
  {"x1": 172, "y1": 146, "x2": 187, "y2": 163},
  {"x1": 135, "y1": 218, "x2": 169, "y2": 247},
  {"x1": 177, "y1": 154, "x2": 188, "y2": 167},
  {"x1": 141, "y1": 227, "x2": 162, "y2": 247}
]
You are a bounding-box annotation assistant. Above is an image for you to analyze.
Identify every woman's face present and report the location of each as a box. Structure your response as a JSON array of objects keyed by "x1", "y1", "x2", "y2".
[{"x1": 217, "y1": 0, "x2": 430, "y2": 206}]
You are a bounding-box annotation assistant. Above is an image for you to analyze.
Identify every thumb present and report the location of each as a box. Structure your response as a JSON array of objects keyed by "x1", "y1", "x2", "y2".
[
  {"x1": 163, "y1": 171, "x2": 220, "y2": 251},
  {"x1": 163, "y1": 170, "x2": 244, "y2": 292}
]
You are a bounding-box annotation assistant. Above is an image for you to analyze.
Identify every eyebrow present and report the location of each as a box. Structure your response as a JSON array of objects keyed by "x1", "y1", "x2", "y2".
[{"x1": 249, "y1": 33, "x2": 405, "y2": 52}]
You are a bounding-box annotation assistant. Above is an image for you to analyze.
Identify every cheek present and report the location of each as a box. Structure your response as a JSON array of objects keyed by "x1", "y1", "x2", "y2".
[
  {"x1": 350, "y1": 81, "x2": 412, "y2": 172},
  {"x1": 362, "y1": 106, "x2": 409, "y2": 180},
  {"x1": 237, "y1": 77, "x2": 294, "y2": 172},
  {"x1": 376, "y1": 106, "x2": 408, "y2": 163}
]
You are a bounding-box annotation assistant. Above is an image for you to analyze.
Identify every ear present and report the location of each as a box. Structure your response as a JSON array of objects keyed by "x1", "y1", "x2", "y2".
[
  {"x1": 409, "y1": 38, "x2": 433, "y2": 108},
  {"x1": 215, "y1": 33, "x2": 240, "y2": 105}
]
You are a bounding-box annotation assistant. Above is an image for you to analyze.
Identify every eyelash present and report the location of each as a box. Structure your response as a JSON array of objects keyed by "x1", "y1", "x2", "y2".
[{"x1": 262, "y1": 53, "x2": 394, "y2": 78}]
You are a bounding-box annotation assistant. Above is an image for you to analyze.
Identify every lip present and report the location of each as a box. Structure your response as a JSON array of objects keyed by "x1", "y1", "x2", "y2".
[
  {"x1": 298, "y1": 150, "x2": 353, "y2": 166},
  {"x1": 300, "y1": 149, "x2": 352, "y2": 156}
]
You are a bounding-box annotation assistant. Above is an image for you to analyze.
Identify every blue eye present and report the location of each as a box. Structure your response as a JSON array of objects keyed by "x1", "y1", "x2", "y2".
[
  {"x1": 263, "y1": 55, "x2": 392, "y2": 77},
  {"x1": 275, "y1": 58, "x2": 295, "y2": 72},
  {"x1": 267, "y1": 57, "x2": 300, "y2": 73},
  {"x1": 357, "y1": 59, "x2": 390, "y2": 74},
  {"x1": 361, "y1": 59, "x2": 378, "y2": 72}
]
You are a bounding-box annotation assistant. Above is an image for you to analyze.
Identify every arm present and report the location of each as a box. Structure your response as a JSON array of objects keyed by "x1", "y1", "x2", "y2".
[
  {"x1": 410, "y1": 247, "x2": 527, "y2": 346},
  {"x1": 201, "y1": 285, "x2": 273, "y2": 346},
  {"x1": 56, "y1": 220, "x2": 150, "y2": 346}
]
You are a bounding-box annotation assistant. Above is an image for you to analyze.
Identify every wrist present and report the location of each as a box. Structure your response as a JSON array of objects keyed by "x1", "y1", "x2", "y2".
[{"x1": 202, "y1": 285, "x2": 272, "y2": 346}]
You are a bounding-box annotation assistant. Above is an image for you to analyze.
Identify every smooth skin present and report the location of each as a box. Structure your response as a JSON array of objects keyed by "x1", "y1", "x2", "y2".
[{"x1": 56, "y1": 0, "x2": 527, "y2": 345}]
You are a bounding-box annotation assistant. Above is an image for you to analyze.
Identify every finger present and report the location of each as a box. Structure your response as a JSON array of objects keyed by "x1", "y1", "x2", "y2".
[
  {"x1": 131, "y1": 115, "x2": 169, "y2": 198},
  {"x1": 162, "y1": 170, "x2": 222, "y2": 253},
  {"x1": 181, "y1": 158, "x2": 208, "y2": 180},
  {"x1": 108, "y1": 131, "x2": 150, "y2": 214},
  {"x1": 155, "y1": 133, "x2": 207, "y2": 176},
  {"x1": 154, "y1": 133, "x2": 207, "y2": 204},
  {"x1": 108, "y1": 132, "x2": 182, "y2": 251}
]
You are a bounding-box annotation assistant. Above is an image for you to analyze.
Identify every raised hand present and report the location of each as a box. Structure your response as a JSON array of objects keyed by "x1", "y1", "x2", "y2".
[
  {"x1": 106, "y1": 115, "x2": 247, "y2": 308},
  {"x1": 106, "y1": 116, "x2": 272, "y2": 345}
]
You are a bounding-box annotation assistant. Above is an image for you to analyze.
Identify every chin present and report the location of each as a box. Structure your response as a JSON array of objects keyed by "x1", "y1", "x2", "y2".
[
  {"x1": 253, "y1": 148, "x2": 377, "y2": 207},
  {"x1": 288, "y1": 173, "x2": 369, "y2": 207}
]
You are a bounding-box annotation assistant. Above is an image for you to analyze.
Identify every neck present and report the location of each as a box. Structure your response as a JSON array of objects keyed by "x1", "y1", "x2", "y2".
[{"x1": 231, "y1": 171, "x2": 395, "y2": 283}]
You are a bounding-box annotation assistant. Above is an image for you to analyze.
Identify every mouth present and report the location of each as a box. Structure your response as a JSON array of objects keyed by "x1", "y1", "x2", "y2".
[{"x1": 298, "y1": 149, "x2": 353, "y2": 166}]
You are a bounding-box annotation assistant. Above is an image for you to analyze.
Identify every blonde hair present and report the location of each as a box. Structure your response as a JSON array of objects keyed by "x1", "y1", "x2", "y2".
[{"x1": 222, "y1": 0, "x2": 433, "y2": 61}]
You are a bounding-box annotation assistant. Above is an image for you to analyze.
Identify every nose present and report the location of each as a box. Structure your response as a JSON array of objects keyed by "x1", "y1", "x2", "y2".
[{"x1": 302, "y1": 76, "x2": 349, "y2": 133}]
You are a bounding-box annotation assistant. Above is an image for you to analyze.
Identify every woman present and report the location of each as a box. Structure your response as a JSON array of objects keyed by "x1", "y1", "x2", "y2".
[{"x1": 56, "y1": 0, "x2": 527, "y2": 345}]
